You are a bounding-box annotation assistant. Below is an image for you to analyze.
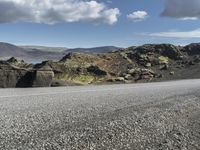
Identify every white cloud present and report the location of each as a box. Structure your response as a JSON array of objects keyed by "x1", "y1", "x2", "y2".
[
  {"x1": 162, "y1": 0, "x2": 200, "y2": 20},
  {"x1": 179, "y1": 17, "x2": 198, "y2": 21},
  {"x1": 0, "y1": 0, "x2": 120, "y2": 25},
  {"x1": 127, "y1": 11, "x2": 148, "y2": 22},
  {"x1": 148, "y1": 29, "x2": 200, "y2": 38}
]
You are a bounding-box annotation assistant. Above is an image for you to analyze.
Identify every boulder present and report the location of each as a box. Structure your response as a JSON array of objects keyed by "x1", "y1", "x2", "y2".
[
  {"x1": 0, "y1": 60, "x2": 54, "y2": 88},
  {"x1": 0, "y1": 61, "x2": 28, "y2": 88},
  {"x1": 32, "y1": 65, "x2": 54, "y2": 87},
  {"x1": 128, "y1": 68, "x2": 136, "y2": 75}
]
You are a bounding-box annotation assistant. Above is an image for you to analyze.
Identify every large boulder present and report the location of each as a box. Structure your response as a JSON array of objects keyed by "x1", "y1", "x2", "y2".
[
  {"x1": 31, "y1": 65, "x2": 54, "y2": 87},
  {"x1": 16, "y1": 65, "x2": 54, "y2": 88},
  {"x1": 0, "y1": 61, "x2": 28, "y2": 88},
  {"x1": 0, "y1": 59, "x2": 54, "y2": 88}
]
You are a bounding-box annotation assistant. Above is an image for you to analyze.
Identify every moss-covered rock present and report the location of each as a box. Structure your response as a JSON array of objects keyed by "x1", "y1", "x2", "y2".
[{"x1": 158, "y1": 56, "x2": 169, "y2": 64}]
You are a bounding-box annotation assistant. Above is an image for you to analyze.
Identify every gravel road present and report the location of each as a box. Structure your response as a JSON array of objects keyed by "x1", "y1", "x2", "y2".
[{"x1": 0, "y1": 80, "x2": 200, "y2": 149}]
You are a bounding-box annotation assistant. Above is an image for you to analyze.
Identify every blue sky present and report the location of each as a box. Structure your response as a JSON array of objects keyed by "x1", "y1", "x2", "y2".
[{"x1": 0, "y1": 0, "x2": 200, "y2": 48}]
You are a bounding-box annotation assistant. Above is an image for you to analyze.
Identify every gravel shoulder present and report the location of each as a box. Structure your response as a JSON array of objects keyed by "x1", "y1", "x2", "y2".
[{"x1": 0, "y1": 79, "x2": 200, "y2": 149}]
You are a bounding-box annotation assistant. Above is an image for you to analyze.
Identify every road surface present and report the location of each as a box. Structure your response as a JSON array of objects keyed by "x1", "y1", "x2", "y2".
[{"x1": 0, "y1": 80, "x2": 200, "y2": 149}]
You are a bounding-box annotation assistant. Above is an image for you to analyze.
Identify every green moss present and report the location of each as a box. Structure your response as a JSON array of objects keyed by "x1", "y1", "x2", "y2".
[
  {"x1": 158, "y1": 56, "x2": 169, "y2": 64},
  {"x1": 54, "y1": 73, "x2": 98, "y2": 85},
  {"x1": 71, "y1": 75, "x2": 95, "y2": 84}
]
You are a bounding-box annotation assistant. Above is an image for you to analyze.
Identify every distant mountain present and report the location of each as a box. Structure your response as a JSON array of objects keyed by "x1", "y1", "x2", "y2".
[
  {"x1": 64, "y1": 46, "x2": 120, "y2": 53},
  {"x1": 21, "y1": 45, "x2": 120, "y2": 53},
  {"x1": 0, "y1": 42, "x2": 120, "y2": 62},
  {"x1": 20, "y1": 45, "x2": 68, "y2": 52},
  {"x1": 0, "y1": 42, "x2": 28, "y2": 58},
  {"x1": 25, "y1": 49, "x2": 65, "y2": 62},
  {"x1": 0, "y1": 42, "x2": 64, "y2": 62}
]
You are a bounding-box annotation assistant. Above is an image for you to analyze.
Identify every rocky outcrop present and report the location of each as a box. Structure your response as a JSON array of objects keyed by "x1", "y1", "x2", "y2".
[
  {"x1": 0, "y1": 61, "x2": 28, "y2": 88},
  {"x1": 126, "y1": 68, "x2": 156, "y2": 81},
  {"x1": 184, "y1": 43, "x2": 200, "y2": 55},
  {"x1": 7, "y1": 57, "x2": 25, "y2": 64},
  {"x1": 0, "y1": 58, "x2": 54, "y2": 88},
  {"x1": 31, "y1": 65, "x2": 54, "y2": 87},
  {"x1": 87, "y1": 65, "x2": 107, "y2": 76},
  {"x1": 127, "y1": 44, "x2": 183, "y2": 62}
]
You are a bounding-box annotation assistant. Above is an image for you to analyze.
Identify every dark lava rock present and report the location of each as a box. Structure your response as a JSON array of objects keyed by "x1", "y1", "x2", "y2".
[
  {"x1": 184, "y1": 43, "x2": 200, "y2": 55},
  {"x1": 128, "y1": 44, "x2": 183, "y2": 60},
  {"x1": 157, "y1": 44, "x2": 183, "y2": 60},
  {"x1": 194, "y1": 56, "x2": 200, "y2": 63},
  {"x1": 160, "y1": 64, "x2": 169, "y2": 70},
  {"x1": 188, "y1": 61, "x2": 195, "y2": 66},
  {"x1": 7, "y1": 57, "x2": 24, "y2": 64},
  {"x1": 59, "y1": 53, "x2": 73, "y2": 62},
  {"x1": 87, "y1": 65, "x2": 107, "y2": 76}
]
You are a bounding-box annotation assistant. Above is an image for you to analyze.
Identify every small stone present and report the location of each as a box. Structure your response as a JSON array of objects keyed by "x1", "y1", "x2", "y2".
[
  {"x1": 145, "y1": 63, "x2": 151, "y2": 67},
  {"x1": 170, "y1": 71, "x2": 175, "y2": 75},
  {"x1": 128, "y1": 69, "x2": 135, "y2": 74},
  {"x1": 124, "y1": 74, "x2": 132, "y2": 80},
  {"x1": 115, "y1": 77, "x2": 125, "y2": 81}
]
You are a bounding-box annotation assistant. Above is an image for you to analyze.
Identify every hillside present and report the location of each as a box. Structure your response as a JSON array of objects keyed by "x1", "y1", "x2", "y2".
[
  {"x1": 0, "y1": 42, "x2": 64, "y2": 62},
  {"x1": 0, "y1": 42, "x2": 28, "y2": 59},
  {"x1": 0, "y1": 43, "x2": 199, "y2": 87},
  {"x1": 44, "y1": 43, "x2": 200, "y2": 85}
]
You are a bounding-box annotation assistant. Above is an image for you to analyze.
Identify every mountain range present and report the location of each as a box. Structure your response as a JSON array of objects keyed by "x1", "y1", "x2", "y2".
[{"x1": 0, "y1": 42, "x2": 120, "y2": 62}]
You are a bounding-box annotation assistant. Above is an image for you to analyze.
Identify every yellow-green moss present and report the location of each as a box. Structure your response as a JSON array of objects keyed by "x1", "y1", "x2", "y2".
[
  {"x1": 54, "y1": 74, "x2": 98, "y2": 85},
  {"x1": 158, "y1": 56, "x2": 169, "y2": 64}
]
